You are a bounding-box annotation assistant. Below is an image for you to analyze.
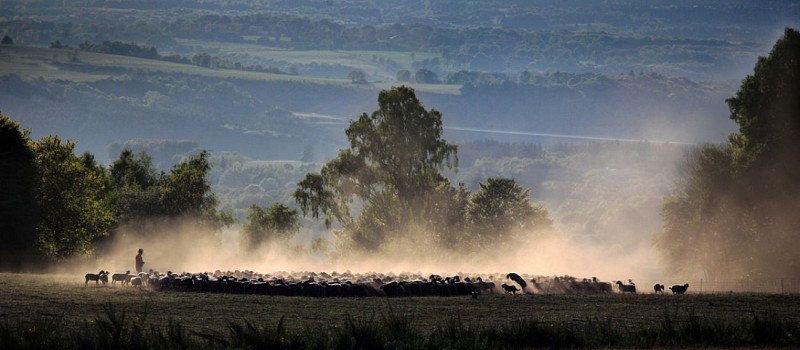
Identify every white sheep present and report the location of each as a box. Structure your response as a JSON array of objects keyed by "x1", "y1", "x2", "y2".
[
  {"x1": 137, "y1": 272, "x2": 148, "y2": 287},
  {"x1": 123, "y1": 273, "x2": 138, "y2": 286},
  {"x1": 130, "y1": 276, "x2": 143, "y2": 288},
  {"x1": 111, "y1": 270, "x2": 130, "y2": 286}
]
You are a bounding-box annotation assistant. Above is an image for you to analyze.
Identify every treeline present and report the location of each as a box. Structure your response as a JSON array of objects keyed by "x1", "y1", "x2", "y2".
[
  {"x1": 0, "y1": 112, "x2": 331, "y2": 270},
  {"x1": 656, "y1": 28, "x2": 800, "y2": 281},
  {"x1": 6, "y1": 0, "x2": 793, "y2": 42},
  {"x1": 0, "y1": 11, "x2": 765, "y2": 78},
  {"x1": 0, "y1": 97, "x2": 561, "y2": 270},
  {"x1": 0, "y1": 113, "x2": 231, "y2": 269},
  {"x1": 47, "y1": 35, "x2": 730, "y2": 90}
]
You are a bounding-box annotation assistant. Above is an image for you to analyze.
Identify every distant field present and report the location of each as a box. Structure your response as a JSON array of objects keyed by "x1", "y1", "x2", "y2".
[
  {"x1": 0, "y1": 45, "x2": 343, "y2": 84},
  {"x1": 0, "y1": 45, "x2": 461, "y2": 94},
  {"x1": 176, "y1": 38, "x2": 442, "y2": 69},
  {"x1": 1, "y1": 273, "x2": 798, "y2": 335}
]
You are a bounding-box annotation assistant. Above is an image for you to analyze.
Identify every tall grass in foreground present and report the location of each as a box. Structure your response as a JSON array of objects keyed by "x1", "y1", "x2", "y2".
[{"x1": 0, "y1": 304, "x2": 797, "y2": 349}]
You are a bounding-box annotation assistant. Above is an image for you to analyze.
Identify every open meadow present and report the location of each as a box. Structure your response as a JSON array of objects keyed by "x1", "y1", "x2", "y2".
[{"x1": 1, "y1": 273, "x2": 798, "y2": 348}]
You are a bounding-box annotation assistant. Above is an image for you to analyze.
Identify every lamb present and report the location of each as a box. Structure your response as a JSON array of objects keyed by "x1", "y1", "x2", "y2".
[
  {"x1": 111, "y1": 270, "x2": 130, "y2": 286},
  {"x1": 85, "y1": 270, "x2": 108, "y2": 287},
  {"x1": 669, "y1": 283, "x2": 689, "y2": 294},
  {"x1": 654, "y1": 284, "x2": 665, "y2": 294},
  {"x1": 501, "y1": 283, "x2": 520, "y2": 295},
  {"x1": 615, "y1": 280, "x2": 636, "y2": 294}
]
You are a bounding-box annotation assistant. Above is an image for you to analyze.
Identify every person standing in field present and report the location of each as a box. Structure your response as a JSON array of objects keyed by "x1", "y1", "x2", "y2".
[{"x1": 135, "y1": 248, "x2": 145, "y2": 273}]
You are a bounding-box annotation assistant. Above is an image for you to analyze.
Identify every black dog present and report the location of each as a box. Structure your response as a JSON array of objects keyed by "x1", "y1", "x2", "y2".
[{"x1": 501, "y1": 283, "x2": 520, "y2": 295}]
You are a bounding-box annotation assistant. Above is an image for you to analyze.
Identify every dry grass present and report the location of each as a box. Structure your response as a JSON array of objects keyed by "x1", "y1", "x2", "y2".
[{"x1": 1, "y1": 273, "x2": 798, "y2": 336}]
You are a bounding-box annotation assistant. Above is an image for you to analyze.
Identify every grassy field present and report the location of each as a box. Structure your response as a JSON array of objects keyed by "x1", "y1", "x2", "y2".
[
  {"x1": 0, "y1": 45, "x2": 462, "y2": 94},
  {"x1": 1, "y1": 273, "x2": 799, "y2": 348},
  {"x1": 177, "y1": 38, "x2": 442, "y2": 69}
]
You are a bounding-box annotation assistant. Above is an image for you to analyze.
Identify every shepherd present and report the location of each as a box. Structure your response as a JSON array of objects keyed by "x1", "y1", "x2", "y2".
[{"x1": 135, "y1": 248, "x2": 145, "y2": 273}]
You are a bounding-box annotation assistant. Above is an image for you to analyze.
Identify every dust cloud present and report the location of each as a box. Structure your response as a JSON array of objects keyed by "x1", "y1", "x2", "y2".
[{"x1": 57, "y1": 215, "x2": 665, "y2": 288}]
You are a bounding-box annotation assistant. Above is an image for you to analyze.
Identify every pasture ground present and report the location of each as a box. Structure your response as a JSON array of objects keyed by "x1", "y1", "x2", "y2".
[{"x1": 1, "y1": 273, "x2": 799, "y2": 336}]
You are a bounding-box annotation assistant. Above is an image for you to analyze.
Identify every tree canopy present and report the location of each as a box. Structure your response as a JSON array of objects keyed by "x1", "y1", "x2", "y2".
[
  {"x1": 241, "y1": 203, "x2": 300, "y2": 251},
  {"x1": 0, "y1": 113, "x2": 233, "y2": 267},
  {"x1": 32, "y1": 136, "x2": 114, "y2": 260},
  {"x1": 656, "y1": 28, "x2": 800, "y2": 281},
  {"x1": 295, "y1": 86, "x2": 458, "y2": 250},
  {"x1": 295, "y1": 86, "x2": 551, "y2": 253},
  {"x1": 466, "y1": 178, "x2": 552, "y2": 250},
  {"x1": 0, "y1": 113, "x2": 40, "y2": 269}
]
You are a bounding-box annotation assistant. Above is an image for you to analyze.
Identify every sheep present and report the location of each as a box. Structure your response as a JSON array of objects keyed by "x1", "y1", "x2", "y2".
[
  {"x1": 669, "y1": 283, "x2": 689, "y2": 294},
  {"x1": 85, "y1": 270, "x2": 108, "y2": 287},
  {"x1": 379, "y1": 281, "x2": 405, "y2": 297},
  {"x1": 654, "y1": 284, "x2": 665, "y2": 294},
  {"x1": 138, "y1": 272, "x2": 148, "y2": 287},
  {"x1": 130, "y1": 276, "x2": 143, "y2": 288},
  {"x1": 615, "y1": 280, "x2": 636, "y2": 294},
  {"x1": 111, "y1": 270, "x2": 130, "y2": 286},
  {"x1": 592, "y1": 278, "x2": 613, "y2": 294},
  {"x1": 506, "y1": 273, "x2": 528, "y2": 290},
  {"x1": 501, "y1": 283, "x2": 520, "y2": 295},
  {"x1": 123, "y1": 273, "x2": 139, "y2": 286}
]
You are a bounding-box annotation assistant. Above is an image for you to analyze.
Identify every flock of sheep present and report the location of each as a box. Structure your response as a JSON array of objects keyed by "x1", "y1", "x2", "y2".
[
  {"x1": 84, "y1": 270, "x2": 690, "y2": 297},
  {"x1": 616, "y1": 280, "x2": 690, "y2": 295},
  {"x1": 84, "y1": 270, "x2": 145, "y2": 287}
]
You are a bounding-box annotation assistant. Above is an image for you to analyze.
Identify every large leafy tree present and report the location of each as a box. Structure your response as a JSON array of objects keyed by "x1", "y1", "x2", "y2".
[
  {"x1": 32, "y1": 136, "x2": 114, "y2": 260},
  {"x1": 110, "y1": 149, "x2": 158, "y2": 189},
  {"x1": 102, "y1": 149, "x2": 232, "y2": 244},
  {"x1": 0, "y1": 113, "x2": 40, "y2": 269},
  {"x1": 295, "y1": 86, "x2": 554, "y2": 253},
  {"x1": 160, "y1": 150, "x2": 233, "y2": 230},
  {"x1": 656, "y1": 145, "x2": 741, "y2": 279},
  {"x1": 105, "y1": 149, "x2": 162, "y2": 223},
  {"x1": 241, "y1": 203, "x2": 300, "y2": 250},
  {"x1": 295, "y1": 86, "x2": 458, "y2": 250},
  {"x1": 465, "y1": 178, "x2": 552, "y2": 250},
  {"x1": 657, "y1": 28, "x2": 800, "y2": 280}
]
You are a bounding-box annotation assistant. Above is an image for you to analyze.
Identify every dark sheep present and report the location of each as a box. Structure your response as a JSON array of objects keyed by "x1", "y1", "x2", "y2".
[
  {"x1": 593, "y1": 278, "x2": 613, "y2": 294},
  {"x1": 615, "y1": 281, "x2": 636, "y2": 294},
  {"x1": 380, "y1": 281, "x2": 405, "y2": 297},
  {"x1": 669, "y1": 283, "x2": 689, "y2": 294},
  {"x1": 654, "y1": 284, "x2": 665, "y2": 294},
  {"x1": 506, "y1": 272, "x2": 527, "y2": 290},
  {"x1": 85, "y1": 270, "x2": 108, "y2": 287}
]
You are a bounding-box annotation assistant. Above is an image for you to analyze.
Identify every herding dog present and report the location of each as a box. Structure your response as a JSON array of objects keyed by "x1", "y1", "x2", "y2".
[{"x1": 501, "y1": 283, "x2": 520, "y2": 295}]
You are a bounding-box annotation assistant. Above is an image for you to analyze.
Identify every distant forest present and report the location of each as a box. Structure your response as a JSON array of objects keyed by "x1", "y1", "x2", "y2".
[{"x1": 2, "y1": 0, "x2": 794, "y2": 79}]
